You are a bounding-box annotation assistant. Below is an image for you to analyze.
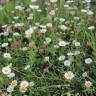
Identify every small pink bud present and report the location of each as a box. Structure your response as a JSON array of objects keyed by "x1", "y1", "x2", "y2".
[
  {"x1": 47, "y1": 14, "x2": 52, "y2": 20},
  {"x1": 43, "y1": 66, "x2": 49, "y2": 73}
]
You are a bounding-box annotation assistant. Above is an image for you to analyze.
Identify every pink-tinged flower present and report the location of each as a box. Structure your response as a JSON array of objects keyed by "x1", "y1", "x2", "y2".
[
  {"x1": 43, "y1": 66, "x2": 49, "y2": 73},
  {"x1": 54, "y1": 8, "x2": 58, "y2": 13},
  {"x1": 64, "y1": 20, "x2": 70, "y2": 26},
  {"x1": 0, "y1": 92, "x2": 8, "y2": 96},
  {"x1": 47, "y1": 14, "x2": 52, "y2": 20},
  {"x1": 0, "y1": 0, "x2": 5, "y2": 6},
  {"x1": 3, "y1": 26, "x2": 12, "y2": 33},
  {"x1": 39, "y1": 48, "x2": 45, "y2": 55},
  {"x1": 74, "y1": 28, "x2": 81, "y2": 33},
  {"x1": 28, "y1": 41, "x2": 36, "y2": 48},
  {"x1": 47, "y1": 3, "x2": 53, "y2": 9},
  {"x1": 86, "y1": 40, "x2": 92, "y2": 47},
  {"x1": 50, "y1": 26, "x2": 56, "y2": 32},
  {"x1": 11, "y1": 40, "x2": 22, "y2": 49}
]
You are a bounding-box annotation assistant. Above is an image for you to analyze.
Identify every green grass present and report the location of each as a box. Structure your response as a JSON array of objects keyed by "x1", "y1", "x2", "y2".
[{"x1": 0, "y1": 0, "x2": 96, "y2": 96}]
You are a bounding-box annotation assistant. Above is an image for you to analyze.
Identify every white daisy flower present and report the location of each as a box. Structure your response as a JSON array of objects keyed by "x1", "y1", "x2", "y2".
[
  {"x1": 40, "y1": 29, "x2": 47, "y2": 33},
  {"x1": 85, "y1": 58, "x2": 92, "y2": 64},
  {"x1": 58, "y1": 55, "x2": 65, "y2": 61},
  {"x1": 64, "y1": 4, "x2": 69, "y2": 8},
  {"x1": 85, "y1": 0, "x2": 91, "y2": 3},
  {"x1": 88, "y1": 26, "x2": 95, "y2": 30},
  {"x1": 64, "y1": 60, "x2": 71, "y2": 66},
  {"x1": 20, "y1": 81, "x2": 29, "y2": 88},
  {"x1": 59, "y1": 40, "x2": 67, "y2": 47},
  {"x1": 50, "y1": 0, "x2": 58, "y2": 3},
  {"x1": 67, "y1": 52, "x2": 74, "y2": 56},
  {"x1": 39, "y1": 25, "x2": 46, "y2": 29},
  {"x1": 44, "y1": 38, "x2": 51, "y2": 45},
  {"x1": 25, "y1": 27, "x2": 34, "y2": 38},
  {"x1": 74, "y1": 51, "x2": 80, "y2": 55},
  {"x1": 45, "y1": 37, "x2": 52, "y2": 43},
  {"x1": 44, "y1": 56, "x2": 49, "y2": 62},
  {"x1": 46, "y1": 23, "x2": 52, "y2": 28},
  {"x1": 74, "y1": 42, "x2": 80, "y2": 46},
  {"x1": 24, "y1": 65, "x2": 30, "y2": 70},
  {"x1": 7, "y1": 85, "x2": 14, "y2": 93},
  {"x1": 37, "y1": 9, "x2": 42, "y2": 13},
  {"x1": 15, "y1": 5, "x2": 25, "y2": 11},
  {"x1": 14, "y1": 23, "x2": 24, "y2": 28},
  {"x1": 81, "y1": 9, "x2": 87, "y2": 13},
  {"x1": 2, "y1": 24, "x2": 7, "y2": 28},
  {"x1": 67, "y1": 0, "x2": 74, "y2": 3},
  {"x1": 2, "y1": 66, "x2": 11, "y2": 75},
  {"x1": 22, "y1": 47, "x2": 28, "y2": 51},
  {"x1": 8, "y1": 38, "x2": 12, "y2": 42},
  {"x1": 3, "y1": 53, "x2": 12, "y2": 59},
  {"x1": 11, "y1": 80, "x2": 18, "y2": 87},
  {"x1": 13, "y1": 16, "x2": 19, "y2": 20},
  {"x1": 29, "y1": 5, "x2": 39, "y2": 10},
  {"x1": 64, "y1": 71, "x2": 74, "y2": 80},
  {"x1": 73, "y1": 40, "x2": 80, "y2": 47},
  {"x1": 82, "y1": 72, "x2": 88, "y2": 77},
  {"x1": 59, "y1": 18, "x2": 65, "y2": 22},
  {"x1": 74, "y1": 17, "x2": 80, "y2": 20},
  {"x1": 31, "y1": 0, "x2": 37, "y2": 2},
  {"x1": 1, "y1": 43, "x2": 8, "y2": 48},
  {"x1": 19, "y1": 87, "x2": 27, "y2": 93},
  {"x1": 54, "y1": 45, "x2": 59, "y2": 48},
  {"x1": 50, "y1": 10, "x2": 56, "y2": 16},
  {"x1": 29, "y1": 81, "x2": 35, "y2": 87},
  {"x1": 13, "y1": 32, "x2": 20, "y2": 36},
  {"x1": 85, "y1": 81, "x2": 92, "y2": 88},
  {"x1": 8, "y1": 73, "x2": 15, "y2": 78},
  {"x1": 87, "y1": 10, "x2": 94, "y2": 15},
  {"x1": 59, "y1": 25, "x2": 68, "y2": 31}
]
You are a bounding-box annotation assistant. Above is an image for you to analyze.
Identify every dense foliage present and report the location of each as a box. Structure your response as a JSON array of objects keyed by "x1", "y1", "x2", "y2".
[{"x1": 0, "y1": 0, "x2": 96, "y2": 96}]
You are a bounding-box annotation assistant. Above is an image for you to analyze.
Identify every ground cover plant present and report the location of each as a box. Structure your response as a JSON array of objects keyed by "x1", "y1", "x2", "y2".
[{"x1": 0, "y1": 0, "x2": 96, "y2": 96}]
